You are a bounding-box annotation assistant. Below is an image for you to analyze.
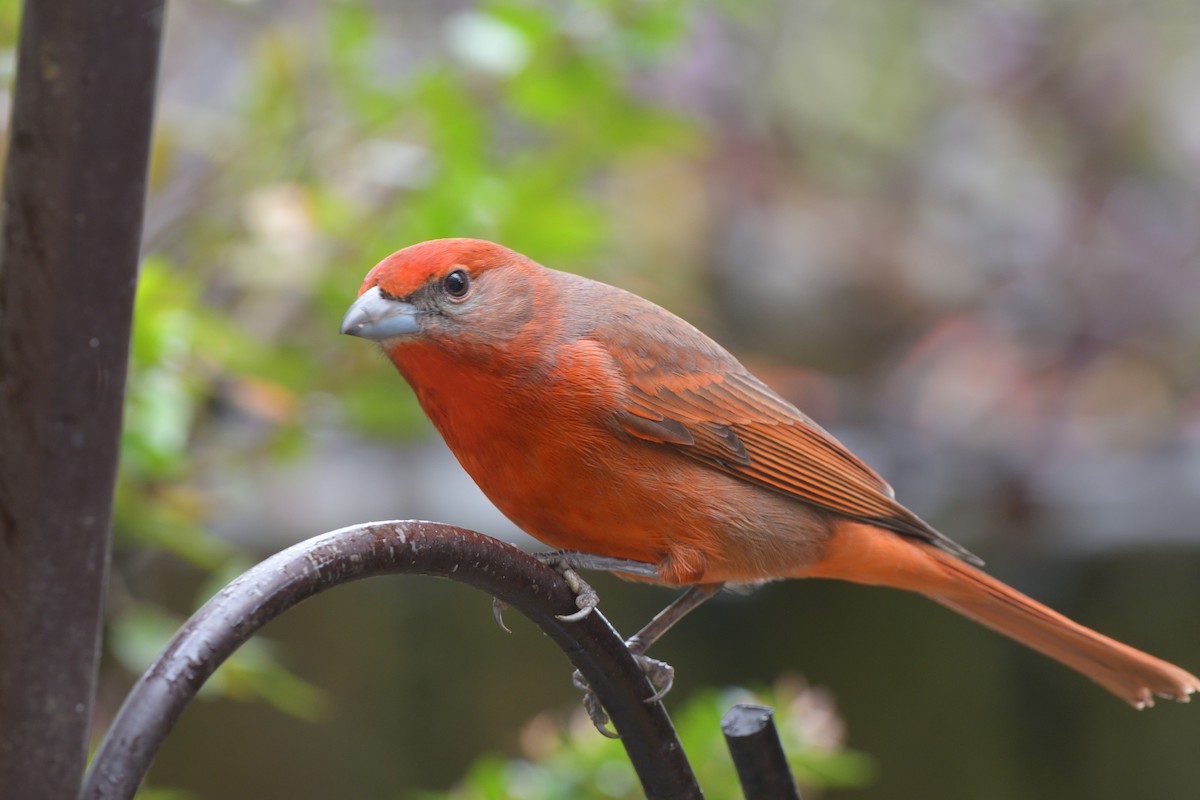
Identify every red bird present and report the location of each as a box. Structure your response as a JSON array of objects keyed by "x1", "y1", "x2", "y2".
[{"x1": 342, "y1": 237, "x2": 1199, "y2": 708}]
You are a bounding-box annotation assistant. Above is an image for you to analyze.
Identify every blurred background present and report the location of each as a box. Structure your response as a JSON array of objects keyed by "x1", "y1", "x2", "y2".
[{"x1": 5, "y1": 0, "x2": 1199, "y2": 796}]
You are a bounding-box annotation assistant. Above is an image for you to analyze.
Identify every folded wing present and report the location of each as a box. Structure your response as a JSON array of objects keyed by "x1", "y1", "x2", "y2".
[{"x1": 615, "y1": 367, "x2": 982, "y2": 566}]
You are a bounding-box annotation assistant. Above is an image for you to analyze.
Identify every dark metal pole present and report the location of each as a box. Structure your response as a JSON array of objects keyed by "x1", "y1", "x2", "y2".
[
  {"x1": 81, "y1": 521, "x2": 703, "y2": 800},
  {"x1": 722, "y1": 703, "x2": 802, "y2": 800},
  {"x1": 0, "y1": 1, "x2": 165, "y2": 797}
]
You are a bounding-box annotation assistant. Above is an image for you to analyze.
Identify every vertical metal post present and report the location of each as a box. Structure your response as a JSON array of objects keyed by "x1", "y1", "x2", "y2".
[
  {"x1": 722, "y1": 703, "x2": 802, "y2": 800},
  {"x1": 0, "y1": 1, "x2": 165, "y2": 797}
]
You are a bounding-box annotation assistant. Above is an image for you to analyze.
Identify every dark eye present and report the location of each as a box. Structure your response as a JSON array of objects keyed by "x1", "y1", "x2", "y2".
[{"x1": 443, "y1": 268, "x2": 470, "y2": 299}]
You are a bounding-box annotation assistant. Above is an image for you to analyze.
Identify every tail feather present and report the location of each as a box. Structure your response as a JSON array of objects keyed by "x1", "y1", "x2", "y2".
[
  {"x1": 928, "y1": 567, "x2": 1197, "y2": 707},
  {"x1": 799, "y1": 521, "x2": 1200, "y2": 707}
]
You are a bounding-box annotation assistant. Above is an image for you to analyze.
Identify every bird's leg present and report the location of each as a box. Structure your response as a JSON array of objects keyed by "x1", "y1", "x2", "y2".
[
  {"x1": 626, "y1": 582, "x2": 723, "y2": 654},
  {"x1": 623, "y1": 583, "x2": 723, "y2": 702},
  {"x1": 548, "y1": 551, "x2": 663, "y2": 580},
  {"x1": 490, "y1": 549, "x2": 721, "y2": 736},
  {"x1": 572, "y1": 582, "x2": 725, "y2": 736},
  {"x1": 490, "y1": 552, "x2": 659, "y2": 633},
  {"x1": 538, "y1": 551, "x2": 663, "y2": 621}
]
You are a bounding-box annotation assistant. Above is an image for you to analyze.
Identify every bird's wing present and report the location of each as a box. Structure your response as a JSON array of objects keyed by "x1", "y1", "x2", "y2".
[{"x1": 614, "y1": 366, "x2": 982, "y2": 565}]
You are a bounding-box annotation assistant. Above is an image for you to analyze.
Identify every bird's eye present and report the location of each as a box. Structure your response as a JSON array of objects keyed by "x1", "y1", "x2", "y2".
[{"x1": 443, "y1": 268, "x2": 471, "y2": 300}]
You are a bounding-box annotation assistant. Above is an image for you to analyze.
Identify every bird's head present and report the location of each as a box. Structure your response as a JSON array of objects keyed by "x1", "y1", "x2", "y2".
[{"x1": 341, "y1": 238, "x2": 538, "y2": 352}]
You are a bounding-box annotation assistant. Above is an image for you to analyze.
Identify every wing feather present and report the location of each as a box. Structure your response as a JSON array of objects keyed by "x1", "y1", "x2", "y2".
[
  {"x1": 616, "y1": 368, "x2": 982, "y2": 565},
  {"x1": 573, "y1": 277, "x2": 980, "y2": 565}
]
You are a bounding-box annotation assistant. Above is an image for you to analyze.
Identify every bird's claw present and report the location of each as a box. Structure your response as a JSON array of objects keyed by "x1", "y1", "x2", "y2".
[
  {"x1": 572, "y1": 669, "x2": 621, "y2": 738},
  {"x1": 625, "y1": 634, "x2": 676, "y2": 702},
  {"x1": 572, "y1": 648, "x2": 676, "y2": 737},
  {"x1": 494, "y1": 551, "x2": 599, "y2": 632},
  {"x1": 491, "y1": 597, "x2": 512, "y2": 633},
  {"x1": 536, "y1": 552, "x2": 599, "y2": 622},
  {"x1": 634, "y1": 653, "x2": 675, "y2": 703},
  {"x1": 556, "y1": 578, "x2": 598, "y2": 621}
]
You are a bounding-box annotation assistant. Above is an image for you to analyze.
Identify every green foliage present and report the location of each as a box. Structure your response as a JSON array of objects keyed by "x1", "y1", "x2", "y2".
[
  {"x1": 421, "y1": 679, "x2": 875, "y2": 799},
  {"x1": 117, "y1": 256, "x2": 236, "y2": 568},
  {"x1": 110, "y1": 603, "x2": 329, "y2": 721}
]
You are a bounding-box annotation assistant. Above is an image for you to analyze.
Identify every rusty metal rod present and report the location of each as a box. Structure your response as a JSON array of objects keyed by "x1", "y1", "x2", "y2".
[{"x1": 81, "y1": 521, "x2": 702, "y2": 799}]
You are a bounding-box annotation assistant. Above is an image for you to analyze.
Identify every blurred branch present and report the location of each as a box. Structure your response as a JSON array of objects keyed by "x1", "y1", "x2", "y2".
[
  {"x1": 0, "y1": 0, "x2": 164, "y2": 797},
  {"x1": 81, "y1": 521, "x2": 702, "y2": 800}
]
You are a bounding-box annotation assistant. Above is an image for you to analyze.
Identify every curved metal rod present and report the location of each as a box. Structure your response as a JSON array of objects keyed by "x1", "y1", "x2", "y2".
[{"x1": 81, "y1": 521, "x2": 701, "y2": 799}]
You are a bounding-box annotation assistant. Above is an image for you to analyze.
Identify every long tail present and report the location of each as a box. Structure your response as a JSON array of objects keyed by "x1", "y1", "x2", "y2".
[{"x1": 798, "y1": 521, "x2": 1200, "y2": 708}]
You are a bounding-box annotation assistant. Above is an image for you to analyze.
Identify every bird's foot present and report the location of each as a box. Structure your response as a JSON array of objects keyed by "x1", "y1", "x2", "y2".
[
  {"x1": 572, "y1": 643, "x2": 676, "y2": 738},
  {"x1": 572, "y1": 669, "x2": 620, "y2": 738},
  {"x1": 491, "y1": 549, "x2": 682, "y2": 737},
  {"x1": 536, "y1": 551, "x2": 601, "y2": 622},
  {"x1": 632, "y1": 651, "x2": 676, "y2": 703},
  {"x1": 490, "y1": 551, "x2": 602, "y2": 633}
]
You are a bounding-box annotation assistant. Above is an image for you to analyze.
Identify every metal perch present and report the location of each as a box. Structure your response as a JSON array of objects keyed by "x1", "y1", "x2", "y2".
[{"x1": 81, "y1": 521, "x2": 702, "y2": 800}]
